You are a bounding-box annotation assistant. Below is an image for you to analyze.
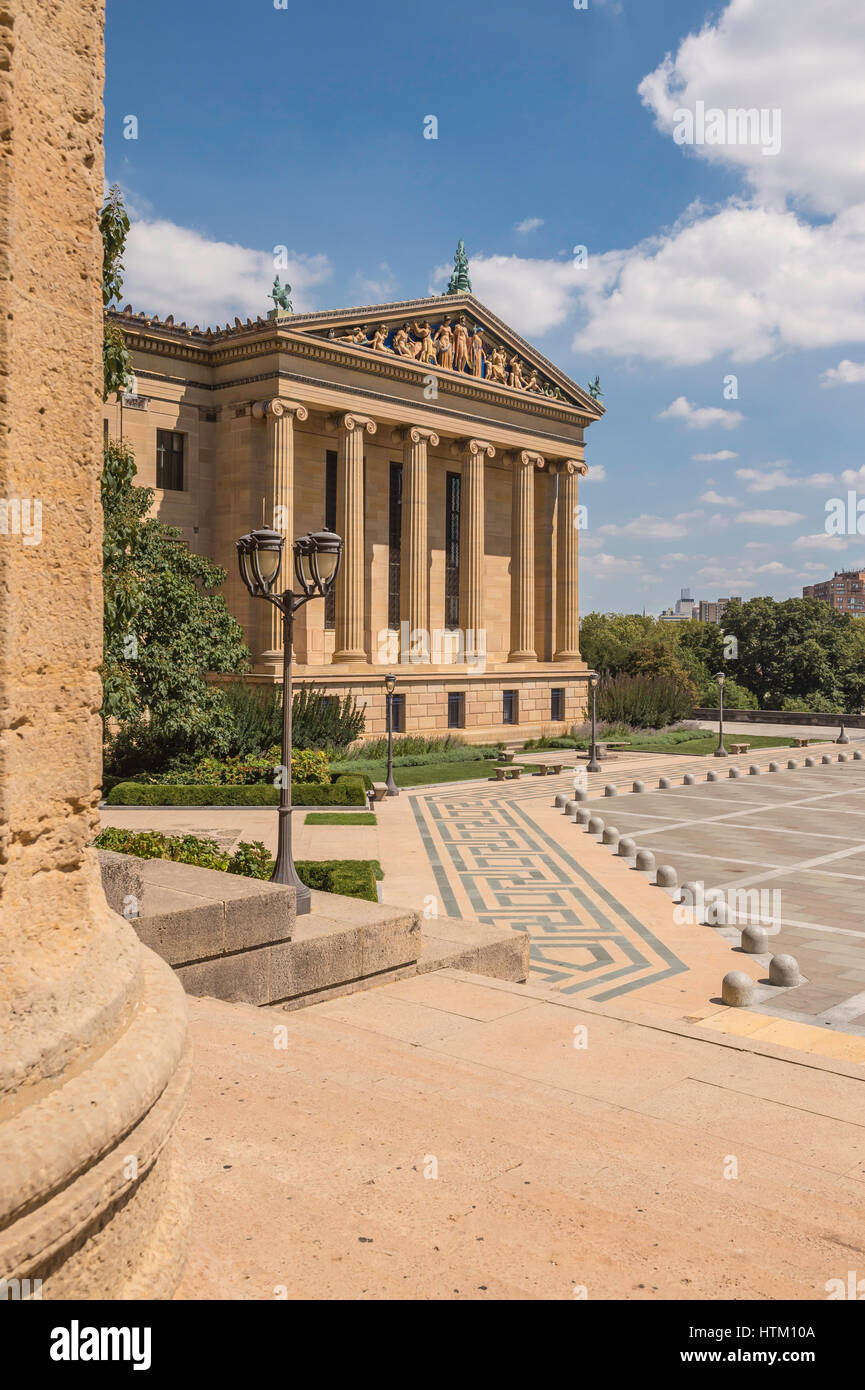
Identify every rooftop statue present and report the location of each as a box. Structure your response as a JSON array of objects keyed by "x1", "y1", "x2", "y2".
[
  {"x1": 270, "y1": 276, "x2": 293, "y2": 314},
  {"x1": 587, "y1": 375, "x2": 604, "y2": 401},
  {"x1": 445, "y1": 239, "x2": 472, "y2": 295}
]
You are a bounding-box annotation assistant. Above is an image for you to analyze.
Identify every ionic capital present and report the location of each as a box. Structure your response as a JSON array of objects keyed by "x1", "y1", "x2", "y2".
[
  {"x1": 392, "y1": 425, "x2": 439, "y2": 447},
  {"x1": 508, "y1": 449, "x2": 545, "y2": 471},
  {"x1": 252, "y1": 398, "x2": 308, "y2": 423},
  {"x1": 331, "y1": 412, "x2": 377, "y2": 436},
  {"x1": 450, "y1": 437, "x2": 495, "y2": 461},
  {"x1": 554, "y1": 457, "x2": 588, "y2": 476}
]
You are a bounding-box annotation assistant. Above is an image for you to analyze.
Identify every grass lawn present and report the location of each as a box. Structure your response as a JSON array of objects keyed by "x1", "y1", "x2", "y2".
[
  {"x1": 337, "y1": 758, "x2": 542, "y2": 788},
  {"x1": 623, "y1": 732, "x2": 812, "y2": 756},
  {"x1": 304, "y1": 812, "x2": 377, "y2": 825}
]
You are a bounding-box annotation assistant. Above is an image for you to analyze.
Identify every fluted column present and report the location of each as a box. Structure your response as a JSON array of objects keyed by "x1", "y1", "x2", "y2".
[
  {"x1": 333, "y1": 413, "x2": 376, "y2": 662},
  {"x1": 399, "y1": 426, "x2": 438, "y2": 645},
  {"x1": 555, "y1": 458, "x2": 588, "y2": 660},
  {"x1": 457, "y1": 438, "x2": 494, "y2": 661},
  {"x1": 508, "y1": 450, "x2": 545, "y2": 661},
  {"x1": 253, "y1": 398, "x2": 308, "y2": 657}
]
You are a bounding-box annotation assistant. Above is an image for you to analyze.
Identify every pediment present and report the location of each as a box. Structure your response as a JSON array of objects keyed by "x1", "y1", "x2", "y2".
[{"x1": 281, "y1": 294, "x2": 603, "y2": 417}]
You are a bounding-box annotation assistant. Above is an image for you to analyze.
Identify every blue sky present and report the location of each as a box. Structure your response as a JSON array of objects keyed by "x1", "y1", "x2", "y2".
[{"x1": 106, "y1": 0, "x2": 865, "y2": 615}]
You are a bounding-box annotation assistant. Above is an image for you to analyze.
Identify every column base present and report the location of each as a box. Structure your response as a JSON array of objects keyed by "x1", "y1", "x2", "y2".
[
  {"x1": 332, "y1": 649, "x2": 366, "y2": 664},
  {"x1": 508, "y1": 649, "x2": 537, "y2": 663},
  {"x1": 554, "y1": 650, "x2": 583, "y2": 662}
]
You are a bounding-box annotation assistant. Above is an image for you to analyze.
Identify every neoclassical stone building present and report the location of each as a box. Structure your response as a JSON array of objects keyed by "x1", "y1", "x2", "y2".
[{"x1": 104, "y1": 281, "x2": 604, "y2": 740}]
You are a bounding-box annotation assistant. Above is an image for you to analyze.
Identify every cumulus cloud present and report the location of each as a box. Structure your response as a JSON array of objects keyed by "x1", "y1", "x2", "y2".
[
  {"x1": 791, "y1": 533, "x2": 848, "y2": 550},
  {"x1": 701, "y1": 490, "x2": 738, "y2": 505},
  {"x1": 821, "y1": 359, "x2": 865, "y2": 387},
  {"x1": 840, "y1": 466, "x2": 865, "y2": 486},
  {"x1": 736, "y1": 465, "x2": 835, "y2": 492},
  {"x1": 693, "y1": 450, "x2": 738, "y2": 462},
  {"x1": 514, "y1": 217, "x2": 544, "y2": 234},
  {"x1": 599, "y1": 512, "x2": 694, "y2": 539},
  {"x1": 735, "y1": 509, "x2": 804, "y2": 526},
  {"x1": 121, "y1": 215, "x2": 332, "y2": 325},
  {"x1": 583, "y1": 464, "x2": 607, "y2": 482},
  {"x1": 658, "y1": 396, "x2": 743, "y2": 430},
  {"x1": 429, "y1": 254, "x2": 583, "y2": 337}
]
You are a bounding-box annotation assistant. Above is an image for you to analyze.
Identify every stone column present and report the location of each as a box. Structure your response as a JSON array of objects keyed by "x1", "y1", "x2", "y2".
[
  {"x1": 333, "y1": 413, "x2": 376, "y2": 662},
  {"x1": 554, "y1": 458, "x2": 588, "y2": 660},
  {"x1": 0, "y1": 0, "x2": 189, "y2": 1298},
  {"x1": 253, "y1": 398, "x2": 308, "y2": 660},
  {"x1": 508, "y1": 450, "x2": 545, "y2": 661},
  {"x1": 457, "y1": 439, "x2": 494, "y2": 663},
  {"x1": 399, "y1": 426, "x2": 438, "y2": 646}
]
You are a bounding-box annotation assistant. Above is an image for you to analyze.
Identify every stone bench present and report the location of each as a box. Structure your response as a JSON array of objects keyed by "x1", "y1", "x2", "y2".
[
  {"x1": 371, "y1": 782, "x2": 388, "y2": 801},
  {"x1": 792, "y1": 736, "x2": 810, "y2": 748},
  {"x1": 729, "y1": 742, "x2": 750, "y2": 754},
  {"x1": 494, "y1": 765, "x2": 522, "y2": 780},
  {"x1": 532, "y1": 761, "x2": 565, "y2": 776}
]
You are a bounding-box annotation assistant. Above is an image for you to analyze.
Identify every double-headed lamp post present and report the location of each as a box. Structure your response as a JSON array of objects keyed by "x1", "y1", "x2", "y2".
[
  {"x1": 587, "y1": 671, "x2": 601, "y2": 773},
  {"x1": 236, "y1": 525, "x2": 343, "y2": 914},
  {"x1": 384, "y1": 672, "x2": 399, "y2": 797},
  {"x1": 714, "y1": 671, "x2": 729, "y2": 757}
]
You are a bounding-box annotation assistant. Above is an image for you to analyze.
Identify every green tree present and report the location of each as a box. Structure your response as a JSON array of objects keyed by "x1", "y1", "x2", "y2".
[
  {"x1": 100, "y1": 185, "x2": 133, "y2": 399},
  {"x1": 579, "y1": 612, "x2": 657, "y2": 673},
  {"x1": 101, "y1": 441, "x2": 250, "y2": 770},
  {"x1": 723, "y1": 596, "x2": 865, "y2": 710}
]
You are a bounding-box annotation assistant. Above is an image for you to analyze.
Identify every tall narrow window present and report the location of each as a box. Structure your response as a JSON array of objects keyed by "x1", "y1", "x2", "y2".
[
  {"x1": 445, "y1": 471, "x2": 461, "y2": 631},
  {"x1": 324, "y1": 450, "x2": 337, "y2": 629},
  {"x1": 502, "y1": 690, "x2": 518, "y2": 725},
  {"x1": 156, "y1": 429, "x2": 184, "y2": 491},
  {"x1": 388, "y1": 461, "x2": 402, "y2": 631},
  {"x1": 447, "y1": 692, "x2": 464, "y2": 728},
  {"x1": 551, "y1": 688, "x2": 564, "y2": 721}
]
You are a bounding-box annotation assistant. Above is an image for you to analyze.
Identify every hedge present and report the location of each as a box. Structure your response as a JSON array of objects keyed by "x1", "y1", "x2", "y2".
[
  {"x1": 295, "y1": 859, "x2": 379, "y2": 903},
  {"x1": 106, "y1": 774, "x2": 367, "y2": 807}
]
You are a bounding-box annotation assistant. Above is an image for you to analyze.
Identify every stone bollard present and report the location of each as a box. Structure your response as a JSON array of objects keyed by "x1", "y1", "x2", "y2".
[
  {"x1": 658, "y1": 777, "x2": 671, "y2": 789},
  {"x1": 632, "y1": 780, "x2": 645, "y2": 793},
  {"x1": 822, "y1": 754, "x2": 832, "y2": 765},
  {"x1": 839, "y1": 753, "x2": 849, "y2": 763},
  {"x1": 706, "y1": 770, "x2": 719, "y2": 782},
  {"x1": 618, "y1": 836, "x2": 636, "y2": 858},
  {"x1": 602, "y1": 826, "x2": 620, "y2": 848},
  {"x1": 722, "y1": 971, "x2": 755, "y2": 1006},
  {"x1": 683, "y1": 773, "x2": 695, "y2": 785},
  {"x1": 805, "y1": 757, "x2": 815, "y2": 767},
  {"x1": 741, "y1": 924, "x2": 769, "y2": 954},
  {"x1": 635, "y1": 848, "x2": 655, "y2": 873},
  {"x1": 769, "y1": 762, "x2": 779, "y2": 772},
  {"x1": 555, "y1": 792, "x2": 569, "y2": 809},
  {"x1": 576, "y1": 807, "x2": 592, "y2": 826},
  {"x1": 770, "y1": 954, "x2": 801, "y2": 987},
  {"x1": 656, "y1": 864, "x2": 678, "y2": 889},
  {"x1": 855, "y1": 750, "x2": 864, "y2": 761},
  {"x1": 605, "y1": 784, "x2": 618, "y2": 797},
  {"x1": 564, "y1": 800, "x2": 580, "y2": 819},
  {"x1": 749, "y1": 764, "x2": 760, "y2": 776},
  {"x1": 788, "y1": 759, "x2": 798, "y2": 769},
  {"x1": 575, "y1": 787, "x2": 589, "y2": 801},
  {"x1": 679, "y1": 881, "x2": 699, "y2": 906},
  {"x1": 707, "y1": 898, "x2": 731, "y2": 927},
  {"x1": 587, "y1": 816, "x2": 605, "y2": 836},
  {"x1": 729, "y1": 767, "x2": 740, "y2": 778}
]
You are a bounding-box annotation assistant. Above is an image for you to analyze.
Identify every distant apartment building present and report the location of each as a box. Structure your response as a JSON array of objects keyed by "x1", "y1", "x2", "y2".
[
  {"x1": 698, "y1": 596, "x2": 742, "y2": 624},
  {"x1": 803, "y1": 569, "x2": 865, "y2": 614}
]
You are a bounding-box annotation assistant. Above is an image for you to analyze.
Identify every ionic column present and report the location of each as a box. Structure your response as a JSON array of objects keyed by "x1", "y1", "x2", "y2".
[
  {"x1": 333, "y1": 413, "x2": 376, "y2": 662},
  {"x1": 399, "y1": 426, "x2": 438, "y2": 645},
  {"x1": 457, "y1": 438, "x2": 494, "y2": 661},
  {"x1": 508, "y1": 450, "x2": 545, "y2": 661},
  {"x1": 554, "y1": 458, "x2": 588, "y2": 660},
  {"x1": 253, "y1": 398, "x2": 308, "y2": 657}
]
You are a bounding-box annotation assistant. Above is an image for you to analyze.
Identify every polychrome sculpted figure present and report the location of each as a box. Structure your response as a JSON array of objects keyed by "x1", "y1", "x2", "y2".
[
  {"x1": 342, "y1": 325, "x2": 369, "y2": 345},
  {"x1": 370, "y1": 324, "x2": 392, "y2": 353},
  {"x1": 452, "y1": 315, "x2": 471, "y2": 372},
  {"x1": 469, "y1": 326, "x2": 485, "y2": 378},
  {"x1": 393, "y1": 323, "x2": 421, "y2": 358},
  {"x1": 487, "y1": 344, "x2": 507, "y2": 383},
  {"x1": 434, "y1": 318, "x2": 454, "y2": 369},
  {"x1": 508, "y1": 354, "x2": 524, "y2": 389},
  {"x1": 415, "y1": 321, "x2": 437, "y2": 364},
  {"x1": 525, "y1": 369, "x2": 543, "y2": 393}
]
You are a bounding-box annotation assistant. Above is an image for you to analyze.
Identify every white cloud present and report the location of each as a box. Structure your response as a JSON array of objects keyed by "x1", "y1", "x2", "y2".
[
  {"x1": 514, "y1": 217, "x2": 544, "y2": 235},
  {"x1": 755, "y1": 561, "x2": 794, "y2": 575},
  {"x1": 658, "y1": 396, "x2": 743, "y2": 430},
  {"x1": 840, "y1": 466, "x2": 865, "y2": 486},
  {"x1": 701, "y1": 490, "x2": 738, "y2": 505},
  {"x1": 736, "y1": 464, "x2": 835, "y2": 492},
  {"x1": 791, "y1": 533, "x2": 849, "y2": 550},
  {"x1": 637, "y1": 0, "x2": 865, "y2": 218},
  {"x1": 355, "y1": 262, "x2": 398, "y2": 302},
  {"x1": 599, "y1": 512, "x2": 694, "y2": 539},
  {"x1": 735, "y1": 509, "x2": 804, "y2": 526},
  {"x1": 820, "y1": 359, "x2": 865, "y2": 387},
  {"x1": 121, "y1": 215, "x2": 332, "y2": 325},
  {"x1": 693, "y1": 450, "x2": 738, "y2": 462},
  {"x1": 430, "y1": 254, "x2": 583, "y2": 337},
  {"x1": 583, "y1": 552, "x2": 644, "y2": 575},
  {"x1": 583, "y1": 463, "x2": 607, "y2": 482}
]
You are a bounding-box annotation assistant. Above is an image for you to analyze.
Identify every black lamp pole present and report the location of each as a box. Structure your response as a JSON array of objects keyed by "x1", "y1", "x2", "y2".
[
  {"x1": 587, "y1": 673, "x2": 601, "y2": 773},
  {"x1": 384, "y1": 673, "x2": 399, "y2": 797},
  {"x1": 714, "y1": 672, "x2": 728, "y2": 757},
  {"x1": 236, "y1": 526, "x2": 343, "y2": 914}
]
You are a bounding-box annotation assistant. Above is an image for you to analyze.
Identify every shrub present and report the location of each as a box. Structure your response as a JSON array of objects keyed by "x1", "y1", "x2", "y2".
[
  {"x1": 226, "y1": 840, "x2": 274, "y2": 878},
  {"x1": 95, "y1": 826, "x2": 230, "y2": 870},
  {"x1": 295, "y1": 859, "x2": 379, "y2": 902},
  {"x1": 105, "y1": 775, "x2": 366, "y2": 807},
  {"x1": 291, "y1": 683, "x2": 365, "y2": 752},
  {"x1": 165, "y1": 747, "x2": 330, "y2": 786},
  {"x1": 781, "y1": 693, "x2": 844, "y2": 713},
  {"x1": 595, "y1": 672, "x2": 695, "y2": 729}
]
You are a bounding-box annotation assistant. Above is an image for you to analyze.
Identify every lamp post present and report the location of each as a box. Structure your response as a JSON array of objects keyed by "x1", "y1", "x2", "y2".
[
  {"x1": 714, "y1": 671, "x2": 728, "y2": 757},
  {"x1": 587, "y1": 671, "x2": 601, "y2": 773},
  {"x1": 236, "y1": 525, "x2": 343, "y2": 914},
  {"x1": 384, "y1": 672, "x2": 399, "y2": 797}
]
